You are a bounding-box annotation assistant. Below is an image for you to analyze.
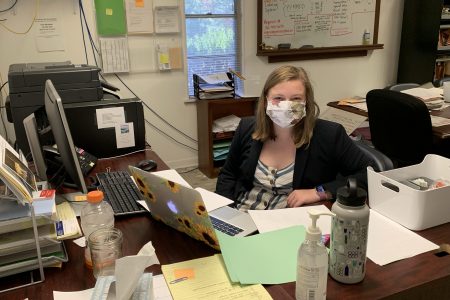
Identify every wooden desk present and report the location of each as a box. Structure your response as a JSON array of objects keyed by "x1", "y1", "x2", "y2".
[
  {"x1": 2, "y1": 149, "x2": 450, "y2": 299},
  {"x1": 327, "y1": 101, "x2": 450, "y2": 140}
]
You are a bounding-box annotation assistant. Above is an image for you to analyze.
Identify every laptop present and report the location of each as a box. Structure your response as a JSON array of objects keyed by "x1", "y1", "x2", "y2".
[{"x1": 128, "y1": 166, "x2": 257, "y2": 250}]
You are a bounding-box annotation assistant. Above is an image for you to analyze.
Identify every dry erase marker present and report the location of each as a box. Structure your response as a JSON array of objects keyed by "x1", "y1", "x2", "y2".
[{"x1": 170, "y1": 276, "x2": 188, "y2": 284}]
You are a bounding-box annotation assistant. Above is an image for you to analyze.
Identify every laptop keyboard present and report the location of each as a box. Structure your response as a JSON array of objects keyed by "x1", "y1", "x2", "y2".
[
  {"x1": 210, "y1": 216, "x2": 244, "y2": 236},
  {"x1": 97, "y1": 171, "x2": 146, "y2": 216}
]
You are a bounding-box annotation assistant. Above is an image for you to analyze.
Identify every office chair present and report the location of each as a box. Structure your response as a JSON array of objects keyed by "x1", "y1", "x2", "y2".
[
  {"x1": 435, "y1": 77, "x2": 450, "y2": 87},
  {"x1": 354, "y1": 140, "x2": 393, "y2": 172},
  {"x1": 386, "y1": 83, "x2": 420, "y2": 92},
  {"x1": 366, "y1": 89, "x2": 434, "y2": 168}
]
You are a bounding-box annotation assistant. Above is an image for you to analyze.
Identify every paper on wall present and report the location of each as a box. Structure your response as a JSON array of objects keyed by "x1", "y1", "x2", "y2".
[
  {"x1": 125, "y1": 0, "x2": 154, "y2": 33},
  {"x1": 35, "y1": 18, "x2": 65, "y2": 52}
]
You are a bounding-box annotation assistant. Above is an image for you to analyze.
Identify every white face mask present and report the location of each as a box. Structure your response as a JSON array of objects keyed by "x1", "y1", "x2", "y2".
[{"x1": 266, "y1": 100, "x2": 306, "y2": 128}]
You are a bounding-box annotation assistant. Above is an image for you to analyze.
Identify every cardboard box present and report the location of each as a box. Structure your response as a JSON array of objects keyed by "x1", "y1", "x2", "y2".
[{"x1": 367, "y1": 154, "x2": 450, "y2": 230}]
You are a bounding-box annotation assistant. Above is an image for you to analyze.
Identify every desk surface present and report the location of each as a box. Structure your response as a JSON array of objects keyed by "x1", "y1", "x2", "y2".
[
  {"x1": 327, "y1": 101, "x2": 450, "y2": 139},
  {"x1": 2, "y1": 149, "x2": 450, "y2": 299}
]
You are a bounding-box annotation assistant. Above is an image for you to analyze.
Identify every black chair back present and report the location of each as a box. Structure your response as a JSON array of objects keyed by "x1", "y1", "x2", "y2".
[{"x1": 366, "y1": 89, "x2": 433, "y2": 167}]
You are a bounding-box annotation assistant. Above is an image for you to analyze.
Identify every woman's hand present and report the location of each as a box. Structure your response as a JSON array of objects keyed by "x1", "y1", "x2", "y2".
[{"x1": 286, "y1": 189, "x2": 320, "y2": 207}]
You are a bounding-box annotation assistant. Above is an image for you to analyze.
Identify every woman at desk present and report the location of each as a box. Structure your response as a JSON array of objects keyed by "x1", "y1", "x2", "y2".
[{"x1": 216, "y1": 65, "x2": 374, "y2": 211}]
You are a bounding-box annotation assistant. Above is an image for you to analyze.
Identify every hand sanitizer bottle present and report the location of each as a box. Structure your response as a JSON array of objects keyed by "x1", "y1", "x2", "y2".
[{"x1": 296, "y1": 209, "x2": 335, "y2": 300}]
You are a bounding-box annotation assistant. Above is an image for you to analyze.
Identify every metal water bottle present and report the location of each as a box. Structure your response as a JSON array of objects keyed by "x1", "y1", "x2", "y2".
[{"x1": 329, "y1": 178, "x2": 369, "y2": 284}]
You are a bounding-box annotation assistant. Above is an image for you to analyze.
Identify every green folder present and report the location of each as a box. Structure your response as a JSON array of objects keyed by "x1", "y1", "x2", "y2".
[{"x1": 94, "y1": 0, "x2": 127, "y2": 36}]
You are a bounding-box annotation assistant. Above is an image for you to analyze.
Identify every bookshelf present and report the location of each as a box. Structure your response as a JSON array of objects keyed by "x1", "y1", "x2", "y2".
[
  {"x1": 196, "y1": 97, "x2": 257, "y2": 178},
  {"x1": 397, "y1": 1, "x2": 449, "y2": 85}
]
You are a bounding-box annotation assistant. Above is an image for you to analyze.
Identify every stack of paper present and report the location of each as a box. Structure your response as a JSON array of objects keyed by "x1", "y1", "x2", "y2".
[
  {"x1": 212, "y1": 114, "x2": 241, "y2": 133},
  {"x1": 194, "y1": 73, "x2": 234, "y2": 100},
  {"x1": 401, "y1": 87, "x2": 444, "y2": 109},
  {"x1": 213, "y1": 141, "x2": 232, "y2": 161},
  {"x1": 161, "y1": 254, "x2": 272, "y2": 299}
]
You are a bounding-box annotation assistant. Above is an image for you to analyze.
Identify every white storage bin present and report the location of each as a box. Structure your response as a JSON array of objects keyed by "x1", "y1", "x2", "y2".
[{"x1": 367, "y1": 154, "x2": 450, "y2": 230}]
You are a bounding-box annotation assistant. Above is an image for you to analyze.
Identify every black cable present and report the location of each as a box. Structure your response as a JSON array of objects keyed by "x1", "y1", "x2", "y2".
[
  {"x1": 0, "y1": 0, "x2": 17, "y2": 13},
  {"x1": 0, "y1": 81, "x2": 8, "y2": 141},
  {"x1": 0, "y1": 81, "x2": 7, "y2": 92},
  {"x1": 75, "y1": 5, "x2": 197, "y2": 148},
  {"x1": 178, "y1": 167, "x2": 199, "y2": 174},
  {"x1": 114, "y1": 73, "x2": 198, "y2": 143},
  {"x1": 79, "y1": 0, "x2": 99, "y2": 67},
  {"x1": 78, "y1": 1, "x2": 89, "y2": 65},
  {"x1": 145, "y1": 120, "x2": 198, "y2": 152}
]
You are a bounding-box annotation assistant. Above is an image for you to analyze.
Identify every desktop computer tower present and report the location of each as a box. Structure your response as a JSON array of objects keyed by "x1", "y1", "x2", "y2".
[{"x1": 63, "y1": 98, "x2": 146, "y2": 158}]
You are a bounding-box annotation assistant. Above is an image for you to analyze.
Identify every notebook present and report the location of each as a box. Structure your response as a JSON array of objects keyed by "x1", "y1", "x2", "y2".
[{"x1": 128, "y1": 166, "x2": 257, "y2": 250}]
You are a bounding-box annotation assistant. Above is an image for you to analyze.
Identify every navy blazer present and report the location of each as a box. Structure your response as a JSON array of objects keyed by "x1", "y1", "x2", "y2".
[{"x1": 216, "y1": 117, "x2": 374, "y2": 202}]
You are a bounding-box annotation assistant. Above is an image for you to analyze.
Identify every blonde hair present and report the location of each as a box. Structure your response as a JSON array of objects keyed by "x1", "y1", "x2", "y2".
[{"x1": 252, "y1": 65, "x2": 320, "y2": 147}]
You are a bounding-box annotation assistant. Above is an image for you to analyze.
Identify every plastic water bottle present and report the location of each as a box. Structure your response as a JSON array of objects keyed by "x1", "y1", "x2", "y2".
[
  {"x1": 296, "y1": 209, "x2": 334, "y2": 300},
  {"x1": 80, "y1": 190, "x2": 114, "y2": 268}
]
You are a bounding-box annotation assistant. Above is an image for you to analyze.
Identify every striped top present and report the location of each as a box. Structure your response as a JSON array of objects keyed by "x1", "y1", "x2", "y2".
[{"x1": 236, "y1": 160, "x2": 294, "y2": 212}]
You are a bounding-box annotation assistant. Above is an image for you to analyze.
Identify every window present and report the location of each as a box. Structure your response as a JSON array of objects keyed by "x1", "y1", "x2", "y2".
[{"x1": 184, "y1": 0, "x2": 241, "y2": 96}]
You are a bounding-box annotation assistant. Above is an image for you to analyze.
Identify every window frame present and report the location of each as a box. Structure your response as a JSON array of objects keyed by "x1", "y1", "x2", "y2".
[{"x1": 184, "y1": 0, "x2": 242, "y2": 97}]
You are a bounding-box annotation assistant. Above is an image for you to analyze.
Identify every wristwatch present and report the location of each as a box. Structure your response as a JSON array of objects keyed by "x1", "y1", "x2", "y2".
[{"x1": 316, "y1": 185, "x2": 329, "y2": 201}]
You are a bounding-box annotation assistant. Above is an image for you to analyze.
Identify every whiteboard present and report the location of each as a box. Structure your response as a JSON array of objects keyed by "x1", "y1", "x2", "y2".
[{"x1": 260, "y1": 0, "x2": 377, "y2": 49}]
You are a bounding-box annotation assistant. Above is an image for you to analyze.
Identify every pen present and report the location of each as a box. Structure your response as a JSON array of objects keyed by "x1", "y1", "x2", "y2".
[
  {"x1": 228, "y1": 68, "x2": 246, "y2": 80},
  {"x1": 169, "y1": 276, "x2": 188, "y2": 284}
]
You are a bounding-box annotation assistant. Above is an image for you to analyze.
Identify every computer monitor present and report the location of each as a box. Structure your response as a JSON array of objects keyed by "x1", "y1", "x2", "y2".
[
  {"x1": 44, "y1": 79, "x2": 88, "y2": 195},
  {"x1": 23, "y1": 113, "x2": 47, "y2": 181}
]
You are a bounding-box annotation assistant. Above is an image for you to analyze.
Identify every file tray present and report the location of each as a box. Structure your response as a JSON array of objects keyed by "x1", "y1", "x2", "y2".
[
  {"x1": 367, "y1": 154, "x2": 450, "y2": 230},
  {"x1": 0, "y1": 241, "x2": 68, "y2": 278}
]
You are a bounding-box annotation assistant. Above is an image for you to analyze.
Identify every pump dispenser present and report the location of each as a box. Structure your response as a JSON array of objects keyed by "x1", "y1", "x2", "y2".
[{"x1": 296, "y1": 209, "x2": 335, "y2": 300}]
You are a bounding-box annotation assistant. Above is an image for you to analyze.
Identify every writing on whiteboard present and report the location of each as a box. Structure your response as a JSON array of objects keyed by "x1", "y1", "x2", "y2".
[{"x1": 262, "y1": 0, "x2": 376, "y2": 48}]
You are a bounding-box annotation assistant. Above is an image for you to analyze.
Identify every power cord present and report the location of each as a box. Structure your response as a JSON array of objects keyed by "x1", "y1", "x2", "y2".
[
  {"x1": 114, "y1": 73, "x2": 198, "y2": 144},
  {"x1": 0, "y1": 79, "x2": 8, "y2": 141},
  {"x1": 0, "y1": 0, "x2": 18, "y2": 13}
]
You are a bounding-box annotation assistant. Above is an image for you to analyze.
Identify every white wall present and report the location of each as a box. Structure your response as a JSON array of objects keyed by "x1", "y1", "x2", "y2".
[{"x1": 0, "y1": 0, "x2": 404, "y2": 168}]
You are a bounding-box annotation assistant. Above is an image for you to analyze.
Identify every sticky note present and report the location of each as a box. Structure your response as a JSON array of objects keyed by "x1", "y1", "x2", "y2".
[
  {"x1": 135, "y1": 0, "x2": 144, "y2": 8},
  {"x1": 106, "y1": 8, "x2": 113, "y2": 16},
  {"x1": 159, "y1": 53, "x2": 170, "y2": 64},
  {"x1": 74, "y1": 195, "x2": 87, "y2": 202},
  {"x1": 174, "y1": 268, "x2": 195, "y2": 279}
]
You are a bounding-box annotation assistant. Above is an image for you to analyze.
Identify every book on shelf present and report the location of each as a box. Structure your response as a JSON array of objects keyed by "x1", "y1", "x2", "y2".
[
  {"x1": 438, "y1": 27, "x2": 450, "y2": 49},
  {"x1": 434, "y1": 57, "x2": 450, "y2": 82}
]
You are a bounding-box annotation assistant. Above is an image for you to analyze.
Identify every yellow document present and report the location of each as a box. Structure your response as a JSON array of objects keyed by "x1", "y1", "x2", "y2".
[
  {"x1": 55, "y1": 202, "x2": 82, "y2": 240},
  {"x1": 161, "y1": 254, "x2": 272, "y2": 300}
]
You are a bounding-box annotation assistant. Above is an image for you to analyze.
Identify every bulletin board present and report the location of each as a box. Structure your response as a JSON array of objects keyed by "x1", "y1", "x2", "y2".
[{"x1": 257, "y1": 0, "x2": 383, "y2": 62}]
